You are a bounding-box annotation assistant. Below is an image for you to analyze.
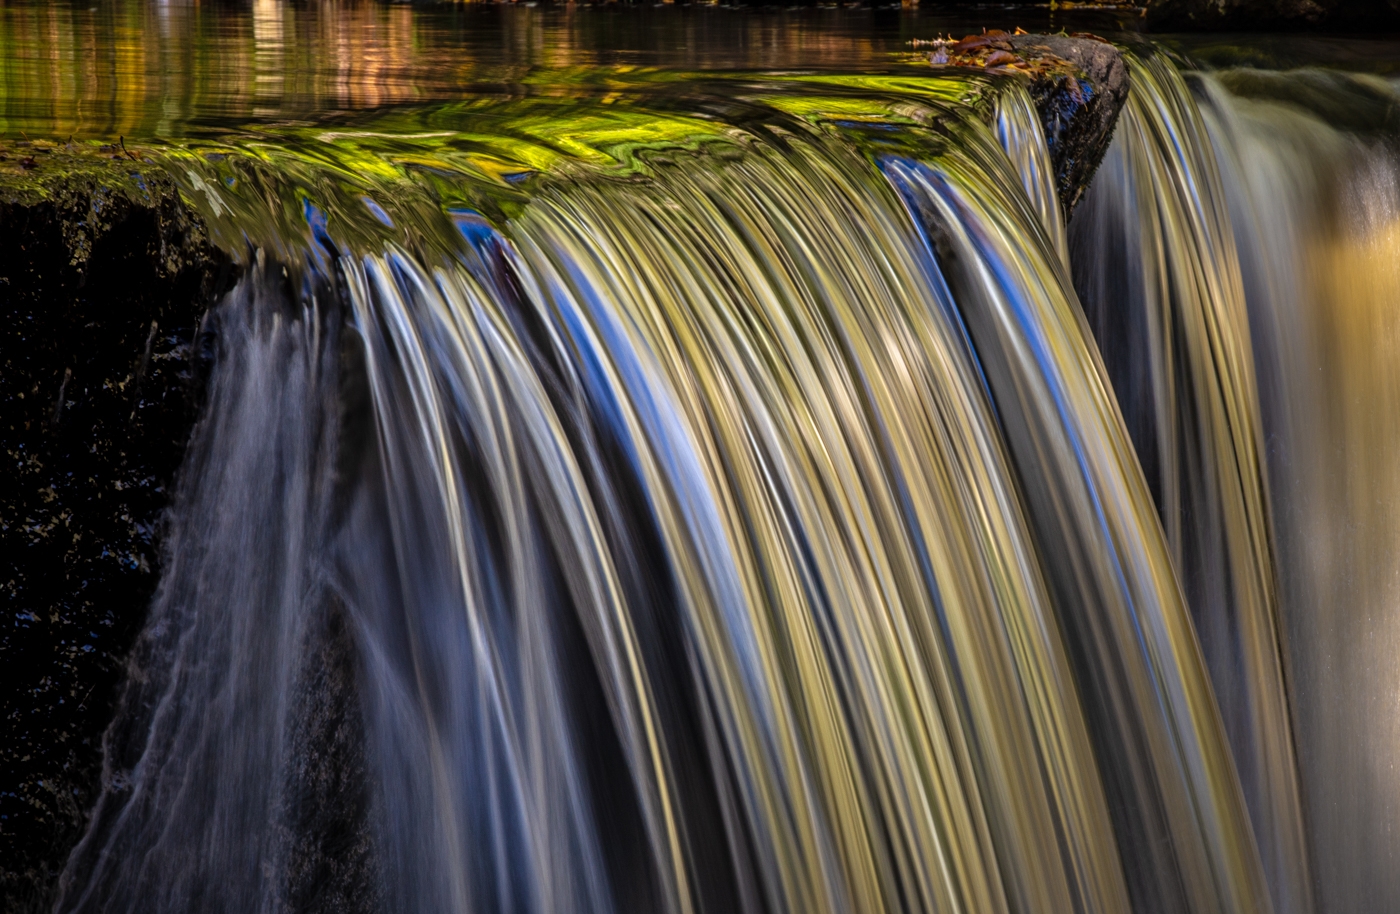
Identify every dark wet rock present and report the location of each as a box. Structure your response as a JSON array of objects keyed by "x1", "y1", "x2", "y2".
[
  {"x1": 928, "y1": 32, "x2": 1128, "y2": 217},
  {"x1": 278, "y1": 598, "x2": 381, "y2": 914},
  {"x1": 0, "y1": 146, "x2": 232, "y2": 914},
  {"x1": 1009, "y1": 34, "x2": 1130, "y2": 217},
  {"x1": 1151, "y1": 0, "x2": 1334, "y2": 25}
]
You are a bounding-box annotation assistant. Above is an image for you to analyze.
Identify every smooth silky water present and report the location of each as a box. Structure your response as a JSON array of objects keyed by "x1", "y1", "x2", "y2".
[
  {"x1": 1070, "y1": 49, "x2": 1400, "y2": 914},
  {"x1": 4, "y1": 3, "x2": 1400, "y2": 913}
]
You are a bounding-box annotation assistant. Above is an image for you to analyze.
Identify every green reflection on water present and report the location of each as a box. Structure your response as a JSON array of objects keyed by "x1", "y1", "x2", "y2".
[
  {"x1": 141, "y1": 66, "x2": 985, "y2": 260},
  {"x1": 0, "y1": 1, "x2": 1033, "y2": 290}
]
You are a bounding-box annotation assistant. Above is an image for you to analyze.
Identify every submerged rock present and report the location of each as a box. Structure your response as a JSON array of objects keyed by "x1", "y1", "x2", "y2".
[{"x1": 0, "y1": 145, "x2": 231, "y2": 914}]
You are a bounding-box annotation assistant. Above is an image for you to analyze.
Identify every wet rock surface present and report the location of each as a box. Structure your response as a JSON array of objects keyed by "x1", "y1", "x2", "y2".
[
  {"x1": 928, "y1": 32, "x2": 1129, "y2": 216},
  {"x1": 278, "y1": 599, "x2": 381, "y2": 914},
  {"x1": 1010, "y1": 34, "x2": 1129, "y2": 216},
  {"x1": 0, "y1": 150, "x2": 232, "y2": 914}
]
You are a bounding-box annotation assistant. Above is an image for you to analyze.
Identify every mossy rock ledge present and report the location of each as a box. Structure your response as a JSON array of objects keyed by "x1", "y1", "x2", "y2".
[{"x1": 0, "y1": 144, "x2": 232, "y2": 914}]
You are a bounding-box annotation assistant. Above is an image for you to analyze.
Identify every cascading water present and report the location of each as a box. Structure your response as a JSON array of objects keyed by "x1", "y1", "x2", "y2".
[
  {"x1": 59, "y1": 81, "x2": 1150, "y2": 914},
  {"x1": 38, "y1": 32, "x2": 1400, "y2": 914},
  {"x1": 1069, "y1": 53, "x2": 1312, "y2": 914},
  {"x1": 1192, "y1": 65, "x2": 1400, "y2": 914},
  {"x1": 1068, "y1": 51, "x2": 1400, "y2": 914},
  {"x1": 890, "y1": 107, "x2": 1268, "y2": 914}
]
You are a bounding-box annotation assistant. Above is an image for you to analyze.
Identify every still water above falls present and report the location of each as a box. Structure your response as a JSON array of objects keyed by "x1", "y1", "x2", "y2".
[{"x1": 18, "y1": 34, "x2": 1400, "y2": 914}]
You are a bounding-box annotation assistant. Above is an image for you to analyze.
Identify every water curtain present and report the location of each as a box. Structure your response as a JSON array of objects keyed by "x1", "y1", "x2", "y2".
[
  {"x1": 58, "y1": 56, "x2": 1307, "y2": 914},
  {"x1": 1192, "y1": 63, "x2": 1400, "y2": 914},
  {"x1": 1069, "y1": 53, "x2": 1310, "y2": 914}
]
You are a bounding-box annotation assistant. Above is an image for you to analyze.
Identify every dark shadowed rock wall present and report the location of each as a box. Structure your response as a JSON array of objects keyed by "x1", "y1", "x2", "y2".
[{"x1": 0, "y1": 150, "x2": 231, "y2": 914}]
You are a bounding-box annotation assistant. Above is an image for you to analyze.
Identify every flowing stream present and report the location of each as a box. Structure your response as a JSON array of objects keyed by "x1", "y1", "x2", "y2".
[{"x1": 25, "y1": 24, "x2": 1400, "y2": 914}]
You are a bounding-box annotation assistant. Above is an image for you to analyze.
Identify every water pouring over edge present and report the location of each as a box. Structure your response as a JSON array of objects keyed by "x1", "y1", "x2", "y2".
[{"x1": 37, "y1": 37, "x2": 1400, "y2": 914}]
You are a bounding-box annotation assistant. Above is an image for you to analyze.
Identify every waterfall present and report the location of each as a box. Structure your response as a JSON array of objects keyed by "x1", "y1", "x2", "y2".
[
  {"x1": 1069, "y1": 53, "x2": 1400, "y2": 914},
  {"x1": 56, "y1": 273, "x2": 352, "y2": 913},
  {"x1": 58, "y1": 49, "x2": 1398, "y2": 914},
  {"x1": 1069, "y1": 53, "x2": 1311, "y2": 914},
  {"x1": 1194, "y1": 65, "x2": 1400, "y2": 914},
  {"x1": 890, "y1": 93, "x2": 1267, "y2": 914}
]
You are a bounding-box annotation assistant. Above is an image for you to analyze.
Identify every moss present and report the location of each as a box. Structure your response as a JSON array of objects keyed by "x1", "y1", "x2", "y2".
[{"x1": 0, "y1": 139, "x2": 207, "y2": 270}]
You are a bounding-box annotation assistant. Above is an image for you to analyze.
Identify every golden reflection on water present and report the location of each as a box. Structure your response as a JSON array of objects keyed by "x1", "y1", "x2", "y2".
[
  {"x1": 1, "y1": 0, "x2": 451, "y2": 134},
  {"x1": 0, "y1": 0, "x2": 1104, "y2": 139},
  {"x1": 0, "y1": 1, "x2": 871, "y2": 136}
]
